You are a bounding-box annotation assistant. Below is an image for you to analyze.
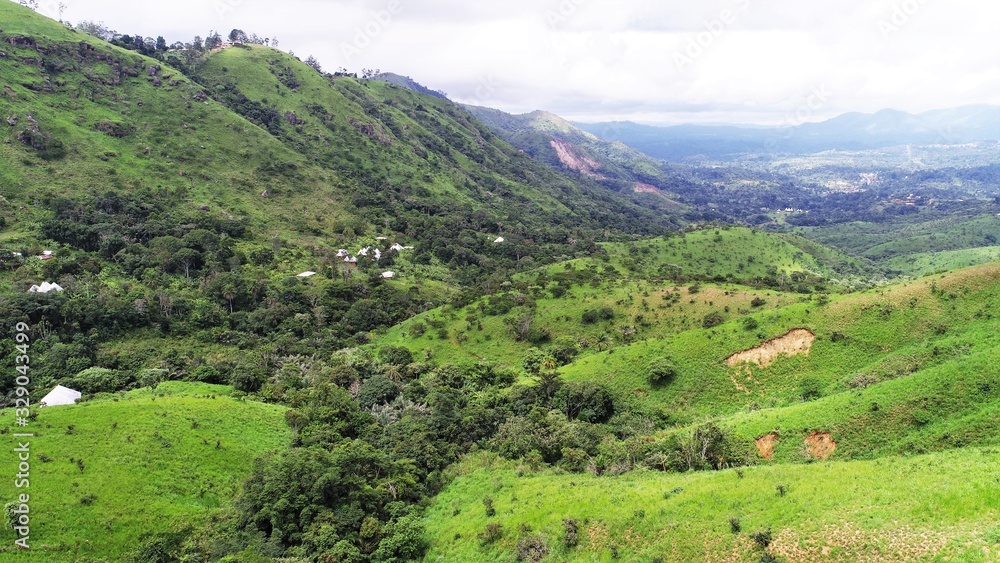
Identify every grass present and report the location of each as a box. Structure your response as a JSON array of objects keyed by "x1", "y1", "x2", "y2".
[
  {"x1": 558, "y1": 262, "x2": 1000, "y2": 420},
  {"x1": 424, "y1": 449, "x2": 1000, "y2": 562},
  {"x1": 0, "y1": 382, "x2": 288, "y2": 560}
]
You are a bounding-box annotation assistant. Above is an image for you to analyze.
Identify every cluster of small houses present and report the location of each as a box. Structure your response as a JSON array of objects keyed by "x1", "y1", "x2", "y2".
[{"x1": 298, "y1": 240, "x2": 418, "y2": 280}]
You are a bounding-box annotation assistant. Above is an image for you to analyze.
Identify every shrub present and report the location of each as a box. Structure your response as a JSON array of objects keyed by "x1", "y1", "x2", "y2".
[
  {"x1": 380, "y1": 345, "x2": 413, "y2": 366},
  {"x1": 563, "y1": 518, "x2": 579, "y2": 547},
  {"x1": 750, "y1": 529, "x2": 772, "y2": 548},
  {"x1": 799, "y1": 376, "x2": 822, "y2": 401},
  {"x1": 742, "y1": 317, "x2": 759, "y2": 331},
  {"x1": 515, "y1": 534, "x2": 549, "y2": 562},
  {"x1": 729, "y1": 516, "x2": 741, "y2": 533},
  {"x1": 775, "y1": 483, "x2": 787, "y2": 497},
  {"x1": 702, "y1": 312, "x2": 725, "y2": 328},
  {"x1": 751, "y1": 297, "x2": 767, "y2": 307},
  {"x1": 478, "y1": 522, "x2": 503, "y2": 545},
  {"x1": 483, "y1": 496, "x2": 495, "y2": 517},
  {"x1": 357, "y1": 376, "x2": 399, "y2": 409},
  {"x1": 72, "y1": 367, "x2": 131, "y2": 394},
  {"x1": 188, "y1": 365, "x2": 222, "y2": 383},
  {"x1": 646, "y1": 357, "x2": 677, "y2": 387}
]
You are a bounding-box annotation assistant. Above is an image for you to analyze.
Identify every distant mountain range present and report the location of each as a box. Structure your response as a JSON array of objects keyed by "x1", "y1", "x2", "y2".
[{"x1": 575, "y1": 105, "x2": 1000, "y2": 161}]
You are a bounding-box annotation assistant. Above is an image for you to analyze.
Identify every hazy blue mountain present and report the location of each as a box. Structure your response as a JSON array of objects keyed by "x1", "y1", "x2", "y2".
[{"x1": 577, "y1": 105, "x2": 1000, "y2": 161}]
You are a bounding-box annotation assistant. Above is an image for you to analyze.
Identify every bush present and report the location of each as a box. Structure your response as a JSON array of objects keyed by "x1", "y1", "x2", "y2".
[
  {"x1": 137, "y1": 368, "x2": 169, "y2": 388},
  {"x1": 188, "y1": 365, "x2": 222, "y2": 384},
  {"x1": 563, "y1": 518, "x2": 579, "y2": 547},
  {"x1": 751, "y1": 297, "x2": 767, "y2": 307},
  {"x1": 799, "y1": 376, "x2": 822, "y2": 401},
  {"x1": 750, "y1": 529, "x2": 772, "y2": 548},
  {"x1": 482, "y1": 496, "x2": 495, "y2": 517},
  {"x1": 646, "y1": 358, "x2": 677, "y2": 387},
  {"x1": 702, "y1": 312, "x2": 725, "y2": 328},
  {"x1": 357, "y1": 376, "x2": 399, "y2": 409},
  {"x1": 742, "y1": 317, "x2": 759, "y2": 331},
  {"x1": 380, "y1": 345, "x2": 413, "y2": 367},
  {"x1": 478, "y1": 522, "x2": 503, "y2": 546},
  {"x1": 515, "y1": 534, "x2": 549, "y2": 562},
  {"x1": 729, "y1": 516, "x2": 741, "y2": 533},
  {"x1": 72, "y1": 367, "x2": 131, "y2": 394}
]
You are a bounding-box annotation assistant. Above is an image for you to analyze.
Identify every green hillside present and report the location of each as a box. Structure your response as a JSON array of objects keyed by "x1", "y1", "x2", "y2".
[
  {"x1": 0, "y1": 3, "x2": 998, "y2": 562},
  {"x1": 561, "y1": 262, "x2": 1000, "y2": 420},
  {"x1": 0, "y1": 382, "x2": 289, "y2": 561},
  {"x1": 424, "y1": 449, "x2": 1000, "y2": 562},
  {"x1": 373, "y1": 226, "x2": 872, "y2": 367}
]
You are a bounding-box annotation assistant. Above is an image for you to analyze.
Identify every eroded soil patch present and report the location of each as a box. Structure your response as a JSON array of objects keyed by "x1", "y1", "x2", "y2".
[
  {"x1": 805, "y1": 431, "x2": 836, "y2": 460},
  {"x1": 726, "y1": 328, "x2": 816, "y2": 368},
  {"x1": 755, "y1": 432, "x2": 780, "y2": 460}
]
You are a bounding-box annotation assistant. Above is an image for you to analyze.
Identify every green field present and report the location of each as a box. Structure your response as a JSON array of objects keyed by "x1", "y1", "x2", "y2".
[
  {"x1": 425, "y1": 449, "x2": 1000, "y2": 562},
  {"x1": 0, "y1": 382, "x2": 288, "y2": 560}
]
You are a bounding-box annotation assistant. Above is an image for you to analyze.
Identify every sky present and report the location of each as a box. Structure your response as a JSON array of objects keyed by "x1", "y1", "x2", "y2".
[{"x1": 26, "y1": 0, "x2": 1000, "y2": 125}]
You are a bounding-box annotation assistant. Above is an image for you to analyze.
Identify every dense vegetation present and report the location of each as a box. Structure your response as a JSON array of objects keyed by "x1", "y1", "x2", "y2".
[{"x1": 0, "y1": 3, "x2": 997, "y2": 561}]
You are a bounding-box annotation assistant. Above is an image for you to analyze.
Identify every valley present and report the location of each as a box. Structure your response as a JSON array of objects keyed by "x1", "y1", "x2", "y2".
[{"x1": 0, "y1": 2, "x2": 998, "y2": 561}]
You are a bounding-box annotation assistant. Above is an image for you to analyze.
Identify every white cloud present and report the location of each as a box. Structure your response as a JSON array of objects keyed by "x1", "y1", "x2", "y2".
[{"x1": 54, "y1": 0, "x2": 1000, "y2": 124}]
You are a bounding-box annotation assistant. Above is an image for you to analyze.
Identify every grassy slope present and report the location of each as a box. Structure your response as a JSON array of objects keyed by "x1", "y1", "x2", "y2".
[
  {"x1": 373, "y1": 226, "x2": 870, "y2": 371},
  {"x1": 0, "y1": 382, "x2": 289, "y2": 560},
  {"x1": 560, "y1": 262, "x2": 1000, "y2": 421},
  {"x1": 0, "y1": 1, "x2": 349, "y2": 244},
  {"x1": 424, "y1": 449, "x2": 1000, "y2": 562},
  {"x1": 801, "y1": 213, "x2": 1000, "y2": 276},
  {"x1": 193, "y1": 46, "x2": 669, "y2": 234}
]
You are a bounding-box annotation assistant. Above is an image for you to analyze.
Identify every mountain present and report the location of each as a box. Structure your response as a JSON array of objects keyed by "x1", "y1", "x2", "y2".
[
  {"x1": 463, "y1": 105, "x2": 693, "y2": 206},
  {"x1": 578, "y1": 105, "x2": 1000, "y2": 161},
  {"x1": 370, "y1": 72, "x2": 448, "y2": 100},
  {"x1": 2, "y1": 3, "x2": 998, "y2": 562}
]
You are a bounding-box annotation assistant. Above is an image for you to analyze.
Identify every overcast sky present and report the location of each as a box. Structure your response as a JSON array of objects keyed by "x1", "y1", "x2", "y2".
[{"x1": 30, "y1": 0, "x2": 1000, "y2": 125}]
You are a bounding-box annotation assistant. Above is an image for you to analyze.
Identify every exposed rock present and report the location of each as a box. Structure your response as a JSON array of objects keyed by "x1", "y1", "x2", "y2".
[
  {"x1": 5, "y1": 115, "x2": 15, "y2": 126},
  {"x1": 147, "y1": 65, "x2": 160, "y2": 76},
  {"x1": 152, "y1": 77, "x2": 161, "y2": 87},
  {"x1": 7, "y1": 36, "x2": 35, "y2": 47}
]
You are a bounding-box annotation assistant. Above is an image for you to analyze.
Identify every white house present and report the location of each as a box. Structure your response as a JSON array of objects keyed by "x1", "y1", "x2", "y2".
[
  {"x1": 40, "y1": 385, "x2": 81, "y2": 407},
  {"x1": 336, "y1": 249, "x2": 349, "y2": 257},
  {"x1": 390, "y1": 243, "x2": 404, "y2": 252},
  {"x1": 28, "y1": 282, "x2": 64, "y2": 293},
  {"x1": 381, "y1": 271, "x2": 395, "y2": 279},
  {"x1": 493, "y1": 237, "x2": 505, "y2": 244},
  {"x1": 297, "y1": 271, "x2": 317, "y2": 278}
]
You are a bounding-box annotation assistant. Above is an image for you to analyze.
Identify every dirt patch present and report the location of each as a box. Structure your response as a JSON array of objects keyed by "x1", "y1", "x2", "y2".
[
  {"x1": 633, "y1": 182, "x2": 662, "y2": 194},
  {"x1": 770, "y1": 522, "x2": 951, "y2": 562},
  {"x1": 804, "y1": 431, "x2": 836, "y2": 460},
  {"x1": 550, "y1": 138, "x2": 605, "y2": 179},
  {"x1": 755, "y1": 432, "x2": 780, "y2": 460},
  {"x1": 726, "y1": 328, "x2": 816, "y2": 368}
]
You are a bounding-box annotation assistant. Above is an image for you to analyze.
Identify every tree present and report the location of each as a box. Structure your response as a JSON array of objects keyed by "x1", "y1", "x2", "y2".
[
  {"x1": 646, "y1": 357, "x2": 677, "y2": 387},
  {"x1": 228, "y1": 29, "x2": 248, "y2": 44},
  {"x1": 305, "y1": 55, "x2": 322, "y2": 72},
  {"x1": 155, "y1": 36, "x2": 167, "y2": 52},
  {"x1": 204, "y1": 32, "x2": 222, "y2": 50}
]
